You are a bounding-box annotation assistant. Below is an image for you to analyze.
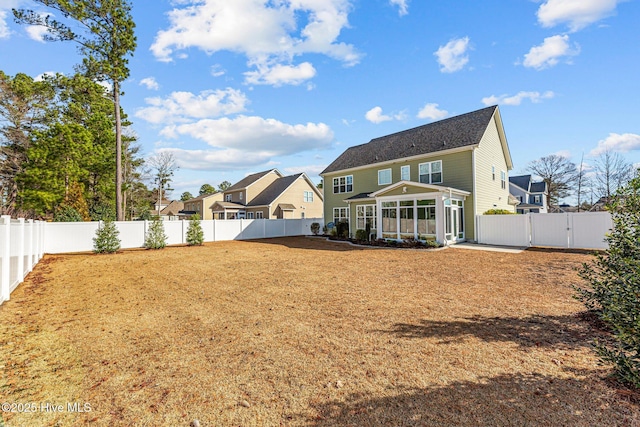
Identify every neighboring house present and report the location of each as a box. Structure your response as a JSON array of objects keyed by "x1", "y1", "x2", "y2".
[
  {"x1": 210, "y1": 169, "x2": 323, "y2": 219},
  {"x1": 320, "y1": 105, "x2": 513, "y2": 244},
  {"x1": 158, "y1": 200, "x2": 184, "y2": 221},
  {"x1": 179, "y1": 193, "x2": 223, "y2": 220},
  {"x1": 509, "y1": 175, "x2": 548, "y2": 213},
  {"x1": 153, "y1": 198, "x2": 172, "y2": 214}
]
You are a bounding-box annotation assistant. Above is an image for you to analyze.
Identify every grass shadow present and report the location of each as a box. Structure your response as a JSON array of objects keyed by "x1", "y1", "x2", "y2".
[
  {"x1": 381, "y1": 313, "x2": 605, "y2": 350},
  {"x1": 294, "y1": 370, "x2": 638, "y2": 426}
]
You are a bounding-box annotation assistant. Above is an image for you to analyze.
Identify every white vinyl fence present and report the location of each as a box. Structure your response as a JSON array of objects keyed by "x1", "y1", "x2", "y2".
[
  {"x1": 476, "y1": 212, "x2": 613, "y2": 249},
  {"x1": 1, "y1": 217, "x2": 321, "y2": 304},
  {"x1": 0, "y1": 216, "x2": 45, "y2": 304}
]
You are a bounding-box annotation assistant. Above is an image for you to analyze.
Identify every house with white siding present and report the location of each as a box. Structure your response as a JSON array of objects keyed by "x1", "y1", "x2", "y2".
[{"x1": 320, "y1": 105, "x2": 515, "y2": 244}]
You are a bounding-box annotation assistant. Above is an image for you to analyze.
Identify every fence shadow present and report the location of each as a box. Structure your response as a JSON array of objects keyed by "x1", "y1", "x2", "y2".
[
  {"x1": 292, "y1": 370, "x2": 636, "y2": 426},
  {"x1": 379, "y1": 313, "x2": 604, "y2": 350}
]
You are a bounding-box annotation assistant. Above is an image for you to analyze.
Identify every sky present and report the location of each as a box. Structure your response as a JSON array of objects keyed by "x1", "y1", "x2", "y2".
[{"x1": 1, "y1": 0, "x2": 639, "y2": 203}]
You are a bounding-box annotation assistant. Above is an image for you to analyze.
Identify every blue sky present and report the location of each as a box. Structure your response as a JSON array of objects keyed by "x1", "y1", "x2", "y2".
[{"x1": 1, "y1": 0, "x2": 639, "y2": 202}]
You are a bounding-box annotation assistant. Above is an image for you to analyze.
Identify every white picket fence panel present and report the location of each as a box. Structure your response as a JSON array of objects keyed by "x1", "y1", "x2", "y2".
[
  {"x1": 476, "y1": 212, "x2": 612, "y2": 249},
  {"x1": 1, "y1": 217, "x2": 322, "y2": 305},
  {"x1": 1, "y1": 216, "x2": 45, "y2": 304}
]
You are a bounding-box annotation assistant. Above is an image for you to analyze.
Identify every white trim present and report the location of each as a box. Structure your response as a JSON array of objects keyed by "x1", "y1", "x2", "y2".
[
  {"x1": 400, "y1": 165, "x2": 410, "y2": 181},
  {"x1": 320, "y1": 145, "x2": 477, "y2": 177},
  {"x1": 378, "y1": 168, "x2": 392, "y2": 185},
  {"x1": 370, "y1": 180, "x2": 470, "y2": 198},
  {"x1": 472, "y1": 148, "x2": 478, "y2": 242}
]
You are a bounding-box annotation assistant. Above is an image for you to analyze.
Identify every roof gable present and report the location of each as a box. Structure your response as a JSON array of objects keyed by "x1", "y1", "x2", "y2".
[
  {"x1": 226, "y1": 169, "x2": 283, "y2": 192},
  {"x1": 509, "y1": 175, "x2": 532, "y2": 191},
  {"x1": 322, "y1": 105, "x2": 498, "y2": 174}
]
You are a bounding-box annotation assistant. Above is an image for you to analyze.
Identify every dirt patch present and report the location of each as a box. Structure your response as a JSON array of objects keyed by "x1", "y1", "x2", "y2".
[{"x1": 1, "y1": 237, "x2": 638, "y2": 426}]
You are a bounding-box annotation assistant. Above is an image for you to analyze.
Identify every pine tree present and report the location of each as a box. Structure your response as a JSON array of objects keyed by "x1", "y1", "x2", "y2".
[
  {"x1": 93, "y1": 220, "x2": 120, "y2": 253},
  {"x1": 144, "y1": 219, "x2": 167, "y2": 249},
  {"x1": 186, "y1": 214, "x2": 204, "y2": 246}
]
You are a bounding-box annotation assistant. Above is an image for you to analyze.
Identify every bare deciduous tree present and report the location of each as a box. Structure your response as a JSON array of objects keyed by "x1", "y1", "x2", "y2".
[
  {"x1": 592, "y1": 149, "x2": 634, "y2": 202},
  {"x1": 147, "y1": 152, "x2": 177, "y2": 217},
  {"x1": 527, "y1": 154, "x2": 578, "y2": 209}
]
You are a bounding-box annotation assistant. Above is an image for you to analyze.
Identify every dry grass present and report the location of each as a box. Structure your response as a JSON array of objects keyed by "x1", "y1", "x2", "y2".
[{"x1": 1, "y1": 237, "x2": 639, "y2": 426}]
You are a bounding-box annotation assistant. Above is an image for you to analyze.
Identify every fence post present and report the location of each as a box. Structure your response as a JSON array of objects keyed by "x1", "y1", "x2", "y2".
[
  {"x1": 16, "y1": 218, "x2": 25, "y2": 282},
  {"x1": 1, "y1": 216, "x2": 11, "y2": 302},
  {"x1": 26, "y1": 219, "x2": 34, "y2": 272}
]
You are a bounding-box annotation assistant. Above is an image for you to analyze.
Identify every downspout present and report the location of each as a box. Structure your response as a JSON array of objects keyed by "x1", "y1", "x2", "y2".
[{"x1": 472, "y1": 148, "x2": 478, "y2": 243}]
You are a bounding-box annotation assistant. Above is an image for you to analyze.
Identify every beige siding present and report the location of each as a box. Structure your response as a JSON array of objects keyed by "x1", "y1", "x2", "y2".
[
  {"x1": 474, "y1": 115, "x2": 513, "y2": 217},
  {"x1": 270, "y1": 177, "x2": 324, "y2": 219},
  {"x1": 246, "y1": 171, "x2": 280, "y2": 201}
]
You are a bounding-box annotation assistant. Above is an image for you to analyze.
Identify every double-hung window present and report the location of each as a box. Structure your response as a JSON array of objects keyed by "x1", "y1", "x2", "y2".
[
  {"x1": 303, "y1": 191, "x2": 314, "y2": 202},
  {"x1": 378, "y1": 168, "x2": 392, "y2": 185},
  {"x1": 333, "y1": 207, "x2": 349, "y2": 224},
  {"x1": 225, "y1": 194, "x2": 232, "y2": 202},
  {"x1": 418, "y1": 160, "x2": 442, "y2": 184},
  {"x1": 501, "y1": 171, "x2": 506, "y2": 189},
  {"x1": 356, "y1": 205, "x2": 377, "y2": 230},
  {"x1": 332, "y1": 175, "x2": 353, "y2": 194},
  {"x1": 255, "y1": 211, "x2": 264, "y2": 219},
  {"x1": 401, "y1": 165, "x2": 410, "y2": 181}
]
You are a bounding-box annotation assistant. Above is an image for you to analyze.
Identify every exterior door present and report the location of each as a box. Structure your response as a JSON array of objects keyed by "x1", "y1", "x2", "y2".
[{"x1": 445, "y1": 201, "x2": 465, "y2": 242}]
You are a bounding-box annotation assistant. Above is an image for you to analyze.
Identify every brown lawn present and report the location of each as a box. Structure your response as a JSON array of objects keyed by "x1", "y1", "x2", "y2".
[{"x1": 0, "y1": 237, "x2": 639, "y2": 426}]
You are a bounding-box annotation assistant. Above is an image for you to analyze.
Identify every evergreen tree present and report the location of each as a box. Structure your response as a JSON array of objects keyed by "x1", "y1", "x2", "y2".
[
  {"x1": 144, "y1": 219, "x2": 167, "y2": 249},
  {"x1": 181, "y1": 191, "x2": 193, "y2": 201},
  {"x1": 186, "y1": 214, "x2": 204, "y2": 246},
  {"x1": 199, "y1": 184, "x2": 215, "y2": 195},
  {"x1": 54, "y1": 205, "x2": 83, "y2": 222},
  {"x1": 93, "y1": 219, "x2": 120, "y2": 253},
  {"x1": 576, "y1": 173, "x2": 640, "y2": 388}
]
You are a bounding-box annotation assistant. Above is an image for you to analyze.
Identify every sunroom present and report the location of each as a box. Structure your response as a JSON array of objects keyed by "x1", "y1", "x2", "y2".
[{"x1": 345, "y1": 181, "x2": 470, "y2": 245}]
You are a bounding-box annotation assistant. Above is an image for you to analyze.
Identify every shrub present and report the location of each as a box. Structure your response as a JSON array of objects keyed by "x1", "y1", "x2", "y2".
[
  {"x1": 90, "y1": 203, "x2": 116, "y2": 221},
  {"x1": 322, "y1": 225, "x2": 328, "y2": 235},
  {"x1": 54, "y1": 205, "x2": 83, "y2": 222},
  {"x1": 93, "y1": 220, "x2": 120, "y2": 253},
  {"x1": 310, "y1": 222, "x2": 320, "y2": 235},
  {"x1": 355, "y1": 229, "x2": 368, "y2": 241},
  {"x1": 186, "y1": 214, "x2": 204, "y2": 246},
  {"x1": 575, "y1": 175, "x2": 640, "y2": 388},
  {"x1": 336, "y1": 221, "x2": 349, "y2": 238},
  {"x1": 483, "y1": 209, "x2": 515, "y2": 215},
  {"x1": 144, "y1": 219, "x2": 168, "y2": 249}
]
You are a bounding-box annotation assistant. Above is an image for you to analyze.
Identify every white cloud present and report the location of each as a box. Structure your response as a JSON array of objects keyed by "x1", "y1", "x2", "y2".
[
  {"x1": 554, "y1": 150, "x2": 572, "y2": 159},
  {"x1": 283, "y1": 164, "x2": 327, "y2": 177},
  {"x1": 0, "y1": 11, "x2": 11, "y2": 39},
  {"x1": 154, "y1": 115, "x2": 334, "y2": 170},
  {"x1": 417, "y1": 103, "x2": 448, "y2": 121},
  {"x1": 390, "y1": 0, "x2": 409, "y2": 16},
  {"x1": 211, "y1": 64, "x2": 226, "y2": 77},
  {"x1": 537, "y1": 0, "x2": 620, "y2": 32},
  {"x1": 135, "y1": 88, "x2": 249, "y2": 125},
  {"x1": 589, "y1": 133, "x2": 640, "y2": 156},
  {"x1": 150, "y1": 0, "x2": 360, "y2": 86},
  {"x1": 522, "y1": 35, "x2": 580, "y2": 70},
  {"x1": 140, "y1": 77, "x2": 159, "y2": 90},
  {"x1": 26, "y1": 24, "x2": 49, "y2": 42},
  {"x1": 34, "y1": 71, "x2": 57, "y2": 82},
  {"x1": 364, "y1": 106, "x2": 406, "y2": 124},
  {"x1": 481, "y1": 91, "x2": 555, "y2": 106},
  {"x1": 434, "y1": 37, "x2": 470, "y2": 73},
  {"x1": 244, "y1": 62, "x2": 316, "y2": 86}
]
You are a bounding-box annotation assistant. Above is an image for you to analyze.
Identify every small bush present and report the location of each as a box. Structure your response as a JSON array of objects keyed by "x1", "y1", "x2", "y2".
[
  {"x1": 322, "y1": 225, "x2": 328, "y2": 235},
  {"x1": 145, "y1": 219, "x2": 167, "y2": 249},
  {"x1": 336, "y1": 221, "x2": 349, "y2": 238},
  {"x1": 186, "y1": 214, "x2": 204, "y2": 246},
  {"x1": 310, "y1": 222, "x2": 320, "y2": 235},
  {"x1": 575, "y1": 175, "x2": 640, "y2": 388},
  {"x1": 93, "y1": 220, "x2": 120, "y2": 253},
  {"x1": 355, "y1": 229, "x2": 368, "y2": 241},
  {"x1": 483, "y1": 209, "x2": 515, "y2": 215}
]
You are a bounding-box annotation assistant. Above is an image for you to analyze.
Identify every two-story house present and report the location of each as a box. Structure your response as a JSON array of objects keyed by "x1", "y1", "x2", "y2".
[
  {"x1": 210, "y1": 169, "x2": 323, "y2": 219},
  {"x1": 320, "y1": 105, "x2": 514, "y2": 244},
  {"x1": 180, "y1": 193, "x2": 224, "y2": 220},
  {"x1": 509, "y1": 175, "x2": 548, "y2": 213}
]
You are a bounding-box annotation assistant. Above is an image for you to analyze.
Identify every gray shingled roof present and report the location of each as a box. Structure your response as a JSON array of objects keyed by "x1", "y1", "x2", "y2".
[
  {"x1": 226, "y1": 169, "x2": 277, "y2": 191},
  {"x1": 248, "y1": 174, "x2": 302, "y2": 206},
  {"x1": 530, "y1": 181, "x2": 547, "y2": 193},
  {"x1": 509, "y1": 175, "x2": 532, "y2": 191},
  {"x1": 322, "y1": 105, "x2": 498, "y2": 174}
]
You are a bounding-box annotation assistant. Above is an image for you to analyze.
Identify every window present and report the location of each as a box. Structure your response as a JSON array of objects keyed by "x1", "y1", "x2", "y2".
[
  {"x1": 218, "y1": 213, "x2": 225, "y2": 219},
  {"x1": 534, "y1": 195, "x2": 541, "y2": 204},
  {"x1": 500, "y1": 171, "x2": 506, "y2": 189},
  {"x1": 256, "y1": 211, "x2": 264, "y2": 219},
  {"x1": 239, "y1": 192, "x2": 243, "y2": 201},
  {"x1": 378, "y1": 168, "x2": 392, "y2": 185},
  {"x1": 401, "y1": 165, "x2": 410, "y2": 181},
  {"x1": 492, "y1": 166, "x2": 496, "y2": 181},
  {"x1": 225, "y1": 194, "x2": 232, "y2": 202},
  {"x1": 356, "y1": 205, "x2": 377, "y2": 230},
  {"x1": 418, "y1": 160, "x2": 442, "y2": 184},
  {"x1": 303, "y1": 190, "x2": 314, "y2": 202},
  {"x1": 381, "y1": 201, "x2": 397, "y2": 238},
  {"x1": 247, "y1": 212, "x2": 254, "y2": 219},
  {"x1": 332, "y1": 175, "x2": 353, "y2": 194},
  {"x1": 333, "y1": 207, "x2": 349, "y2": 224}
]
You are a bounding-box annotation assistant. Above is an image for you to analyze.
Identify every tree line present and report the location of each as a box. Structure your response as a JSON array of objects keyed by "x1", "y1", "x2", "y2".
[{"x1": 527, "y1": 152, "x2": 637, "y2": 211}]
